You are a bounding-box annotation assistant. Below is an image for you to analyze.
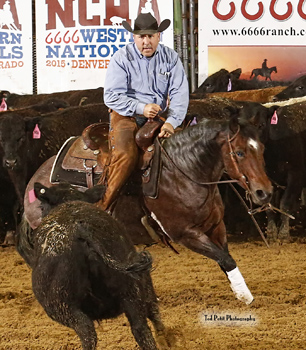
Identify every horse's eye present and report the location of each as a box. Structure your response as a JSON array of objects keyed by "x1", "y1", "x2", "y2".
[
  {"x1": 298, "y1": 86, "x2": 304, "y2": 90},
  {"x1": 236, "y1": 151, "x2": 244, "y2": 157}
]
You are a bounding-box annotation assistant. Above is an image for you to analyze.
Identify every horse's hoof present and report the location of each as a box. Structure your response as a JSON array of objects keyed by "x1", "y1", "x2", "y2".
[
  {"x1": 2, "y1": 231, "x2": 15, "y2": 246},
  {"x1": 227, "y1": 267, "x2": 254, "y2": 305},
  {"x1": 278, "y1": 228, "x2": 291, "y2": 243},
  {"x1": 232, "y1": 288, "x2": 254, "y2": 305}
]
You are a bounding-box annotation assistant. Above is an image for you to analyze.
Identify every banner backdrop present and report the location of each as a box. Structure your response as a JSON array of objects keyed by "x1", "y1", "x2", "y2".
[
  {"x1": 0, "y1": 0, "x2": 33, "y2": 94},
  {"x1": 36, "y1": 0, "x2": 174, "y2": 93},
  {"x1": 198, "y1": 1, "x2": 306, "y2": 86}
]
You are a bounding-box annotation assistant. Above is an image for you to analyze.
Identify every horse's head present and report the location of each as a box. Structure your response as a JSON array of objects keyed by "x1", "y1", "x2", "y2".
[
  {"x1": 219, "y1": 116, "x2": 273, "y2": 205},
  {"x1": 272, "y1": 66, "x2": 277, "y2": 73}
]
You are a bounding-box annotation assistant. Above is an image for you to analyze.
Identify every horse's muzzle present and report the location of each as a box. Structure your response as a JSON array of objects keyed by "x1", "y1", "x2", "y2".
[{"x1": 251, "y1": 187, "x2": 273, "y2": 205}]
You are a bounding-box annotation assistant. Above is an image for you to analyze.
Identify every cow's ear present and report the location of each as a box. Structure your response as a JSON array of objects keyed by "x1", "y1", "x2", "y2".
[
  {"x1": 0, "y1": 90, "x2": 10, "y2": 100},
  {"x1": 25, "y1": 116, "x2": 41, "y2": 132},
  {"x1": 84, "y1": 185, "x2": 106, "y2": 203},
  {"x1": 268, "y1": 104, "x2": 279, "y2": 114},
  {"x1": 230, "y1": 68, "x2": 242, "y2": 80},
  {"x1": 228, "y1": 115, "x2": 239, "y2": 134},
  {"x1": 33, "y1": 182, "x2": 51, "y2": 203},
  {"x1": 224, "y1": 106, "x2": 240, "y2": 118},
  {"x1": 248, "y1": 111, "x2": 267, "y2": 127}
]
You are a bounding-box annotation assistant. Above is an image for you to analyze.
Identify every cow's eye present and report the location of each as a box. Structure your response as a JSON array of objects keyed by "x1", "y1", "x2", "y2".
[{"x1": 236, "y1": 151, "x2": 244, "y2": 157}]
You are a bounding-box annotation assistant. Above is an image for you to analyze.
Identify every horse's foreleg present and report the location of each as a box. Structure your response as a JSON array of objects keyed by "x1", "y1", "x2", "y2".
[{"x1": 179, "y1": 230, "x2": 253, "y2": 304}]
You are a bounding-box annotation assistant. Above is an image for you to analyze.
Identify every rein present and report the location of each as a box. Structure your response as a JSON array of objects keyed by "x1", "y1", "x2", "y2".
[
  {"x1": 228, "y1": 181, "x2": 295, "y2": 248},
  {"x1": 156, "y1": 130, "x2": 241, "y2": 187},
  {"x1": 228, "y1": 182, "x2": 270, "y2": 248}
]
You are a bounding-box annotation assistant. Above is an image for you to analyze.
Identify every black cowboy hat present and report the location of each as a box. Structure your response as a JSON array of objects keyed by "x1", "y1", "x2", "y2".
[{"x1": 122, "y1": 13, "x2": 170, "y2": 35}]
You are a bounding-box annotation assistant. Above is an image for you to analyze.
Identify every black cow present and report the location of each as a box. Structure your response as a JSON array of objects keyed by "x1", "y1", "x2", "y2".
[
  {"x1": 17, "y1": 182, "x2": 169, "y2": 350},
  {"x1": 186, "y1": 98, "x2": 276, "y2": 132},
  {"x1": 0, "y1": 99, "x2": 70, "y2": 242},
  {"x1": 194, "y1": 68, "x2": 242, "y2": 93},
  {"x1": 21, "y1": 97, "x2": 70, "y2": 113},
  {"x1": 273, "y1": 75, "x2": 306, "y2": 101},
  {"x1": 192, "y1": 68, "x2": 289, "y2": 97},
  {"x1": 0, "y1": 160, "x2": 17, "y2": 242},
  {"x1": 0, "y1": 97, "x2": 70, "y2": 113},
  {"x1": 0, "y1": 87, "x2": 104, "y2": 110},
  {"x1": 261, "y1": 101, "x2": 306, "y2": 241},
  {"x1": 0, "y1": 103, "x2": 109, "y2": 240}
]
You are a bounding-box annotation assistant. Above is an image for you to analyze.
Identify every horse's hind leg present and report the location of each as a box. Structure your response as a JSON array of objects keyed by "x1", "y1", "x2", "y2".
[{"x1": 179, "y1": 229, "x2": 253, "y2": 304}]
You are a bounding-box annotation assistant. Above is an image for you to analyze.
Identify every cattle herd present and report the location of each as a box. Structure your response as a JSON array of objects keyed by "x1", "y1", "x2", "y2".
[{"x1": 1, "y1": 72, "x2": 306, "y2": 349}]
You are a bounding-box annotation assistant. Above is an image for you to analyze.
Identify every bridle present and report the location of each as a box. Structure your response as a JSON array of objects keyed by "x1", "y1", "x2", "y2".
[
  {"x1": 156, "y1": 124, "x2": 272, "y2": 248},
  {"x1": 157, "y1": 124, "x2": 249, "y2": 188},
  {"x1": 226, "y1": 125, "x2": 250, "y2": 192}
]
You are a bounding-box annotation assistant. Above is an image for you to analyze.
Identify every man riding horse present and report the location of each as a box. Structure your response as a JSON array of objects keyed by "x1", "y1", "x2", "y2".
[
  {"x1": 250, "y1": 59, "x2": 277, "y2": 81},
  {"x1": 100, "y1": 13, "x2": 189, "y2": 211}
]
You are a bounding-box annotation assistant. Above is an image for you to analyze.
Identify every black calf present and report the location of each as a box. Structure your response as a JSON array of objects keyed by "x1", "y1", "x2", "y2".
[{"x1": 17, "y1": 183, "x2": 169, "y2": 350}]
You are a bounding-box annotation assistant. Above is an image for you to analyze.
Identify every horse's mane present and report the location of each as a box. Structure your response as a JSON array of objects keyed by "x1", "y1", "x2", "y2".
[
  {"x1": 163, "y1": 118, "x2": 229, "y2": 178},
  {"x1": 163, "y1": 117, "x2": 260, "y2": 180}
]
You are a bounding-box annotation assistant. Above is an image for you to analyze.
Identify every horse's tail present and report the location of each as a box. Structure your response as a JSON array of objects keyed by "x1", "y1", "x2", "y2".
[
  {"x1": 15, "y1": 213, "x2": 35, "y2": 267},
  {"x1": 250, "y1": 70, "x2": 254, "y2": 78}
]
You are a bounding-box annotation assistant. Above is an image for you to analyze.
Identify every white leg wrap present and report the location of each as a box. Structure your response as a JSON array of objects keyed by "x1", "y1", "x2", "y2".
[{"x1": 226, "y1": 267, "x2": 254, "y2": 305}]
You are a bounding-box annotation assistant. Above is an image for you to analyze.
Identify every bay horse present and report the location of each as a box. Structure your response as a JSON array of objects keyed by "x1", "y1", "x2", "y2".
[
  {"x1": 250, "y1": 66, "x2": 277, "y2": 81},
  {"x1": 22, "y1": 115, "x2": 273, "y2": 305}
]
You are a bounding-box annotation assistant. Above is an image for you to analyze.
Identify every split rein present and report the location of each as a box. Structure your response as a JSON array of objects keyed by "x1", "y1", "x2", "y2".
[{"x1": 156, "y1": 126, "x2": 241, "y2": 187}]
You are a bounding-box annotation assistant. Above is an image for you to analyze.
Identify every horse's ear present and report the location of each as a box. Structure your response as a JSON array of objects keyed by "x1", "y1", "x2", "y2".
[{"x1": 228, "y1": 115, "x2": 239, "y2": 134}]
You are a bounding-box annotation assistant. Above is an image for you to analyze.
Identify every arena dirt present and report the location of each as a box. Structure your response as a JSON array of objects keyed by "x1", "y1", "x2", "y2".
[{"x1": 1, "y1": 238, "x2": 306, "y2": 350}]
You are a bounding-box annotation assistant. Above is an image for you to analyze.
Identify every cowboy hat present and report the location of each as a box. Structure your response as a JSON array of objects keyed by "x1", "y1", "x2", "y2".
[{"x1": 122, "y1": 13, "x2": 170, "y2": 35}]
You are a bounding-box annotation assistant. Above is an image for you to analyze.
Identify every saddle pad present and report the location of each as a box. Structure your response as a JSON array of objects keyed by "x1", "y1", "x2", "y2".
[
  {"x1": 50, "y1": 136, "x2": 102, "y2": 188},
  {"x1": 142, "y1": 138, "x2": 162, "y2": 198}
]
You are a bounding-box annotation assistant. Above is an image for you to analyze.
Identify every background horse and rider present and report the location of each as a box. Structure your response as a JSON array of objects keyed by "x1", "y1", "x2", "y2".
[{"x1": 250, "y1": 66, "x2": 277, "y2": 81}]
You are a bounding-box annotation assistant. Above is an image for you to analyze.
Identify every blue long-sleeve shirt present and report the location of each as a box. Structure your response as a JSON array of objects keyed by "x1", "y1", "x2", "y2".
[{"x1": 103, "y1": 42, "x2": 189, "y2": 129}]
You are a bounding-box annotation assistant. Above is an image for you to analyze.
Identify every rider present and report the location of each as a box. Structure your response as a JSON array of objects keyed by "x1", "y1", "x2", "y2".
[
  {"x1": 100, "y1": 13, "x2": 189, "y2": 211},
  {"x1": 262, "y1": 59, "x2": 268, "y2": 71}
]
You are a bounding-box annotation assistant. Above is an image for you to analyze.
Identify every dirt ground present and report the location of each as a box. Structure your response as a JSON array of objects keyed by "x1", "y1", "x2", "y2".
[{"x1": 1, "y1": 236, "x2": 306, "y2": 350}]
